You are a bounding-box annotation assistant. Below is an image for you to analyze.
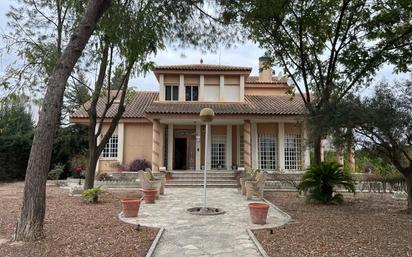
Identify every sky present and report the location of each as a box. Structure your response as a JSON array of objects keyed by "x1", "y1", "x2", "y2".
[{"x1": 0, "y1": 0, "x2": 409, "y2": 95}]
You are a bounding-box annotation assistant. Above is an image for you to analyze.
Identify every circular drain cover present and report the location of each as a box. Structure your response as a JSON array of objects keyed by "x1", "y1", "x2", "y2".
[{"x1": 186, "y1": 207, "x2": 225, "y2": 216}]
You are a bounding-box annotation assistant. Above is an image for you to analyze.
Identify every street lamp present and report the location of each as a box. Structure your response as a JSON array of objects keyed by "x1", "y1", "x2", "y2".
[{"x1": 199, "y1": 107, "x2": 215, "y2": 211}]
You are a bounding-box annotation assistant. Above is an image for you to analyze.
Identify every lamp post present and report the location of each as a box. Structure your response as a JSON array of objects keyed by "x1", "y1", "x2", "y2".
[{"x1": 199, "y1": 108, "x2": 215, "y2": 211}]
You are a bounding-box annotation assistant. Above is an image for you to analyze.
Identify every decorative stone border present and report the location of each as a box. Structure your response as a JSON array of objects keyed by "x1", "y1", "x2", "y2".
[
  {"x1": 118, "y1": 212, "x2": 165, "y2": 257},
  {"x1": 263, "y1": 197, "x2": 292, "y2": 222},
  {"x1": 145, "y1": 227, "x2": 165, "y2": 257},
  {"x1": 247, "y1": 228, "x2": 269, "y2": 257},
  {"x1": 245, "y1": 198, "x2": 292, "y2": 257}
]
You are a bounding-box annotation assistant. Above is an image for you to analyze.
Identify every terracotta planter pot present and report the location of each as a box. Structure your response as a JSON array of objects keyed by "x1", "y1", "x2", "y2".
[
  {"x1": 248, "y1": 203, "x2": 269, "y2": 224},
  {"x1": 142, "y1": 188, "x2": 157, "y2": 204},
  {"x1": 121, "y1": 199, "x2": 141, "y2": 217}
]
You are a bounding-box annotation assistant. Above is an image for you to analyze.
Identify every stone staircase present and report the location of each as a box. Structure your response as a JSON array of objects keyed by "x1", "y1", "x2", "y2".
[{"x1": 166, "y1": 170, "x2": 239, "y2": 188}]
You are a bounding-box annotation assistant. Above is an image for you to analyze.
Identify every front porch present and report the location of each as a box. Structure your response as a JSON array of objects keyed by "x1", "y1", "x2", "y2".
[{"x1": 150, "y1": 118, "x2": 310, "y2": 173}]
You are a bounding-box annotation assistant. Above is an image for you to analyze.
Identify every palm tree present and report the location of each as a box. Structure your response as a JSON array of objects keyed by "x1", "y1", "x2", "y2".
[{"x1": 298, "y1": 162, "x2": 356, "y2": 204}]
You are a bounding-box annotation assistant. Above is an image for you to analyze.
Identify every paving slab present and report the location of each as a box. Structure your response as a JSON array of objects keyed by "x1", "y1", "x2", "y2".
[{"x1": 120, "y1": 188, "x2": 289, "y2": 257}]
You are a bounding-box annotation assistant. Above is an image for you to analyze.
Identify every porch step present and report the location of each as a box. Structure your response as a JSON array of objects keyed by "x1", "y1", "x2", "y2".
[
  {"x1": 166, "y1": 183, "x2": 238, "y2": 188},
  {"x1": 166, "y1": 170, "x2": 238, "y2": 188}
]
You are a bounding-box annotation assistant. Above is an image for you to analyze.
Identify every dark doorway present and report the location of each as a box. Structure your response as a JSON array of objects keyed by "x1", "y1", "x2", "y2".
[{"x1": 174, "y1": 138, "x2": 187, "y2": 170}]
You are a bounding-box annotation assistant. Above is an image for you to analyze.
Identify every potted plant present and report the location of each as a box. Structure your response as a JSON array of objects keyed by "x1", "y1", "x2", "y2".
[
  {"x1": 110, "y1": 162, "x2": 126, "y2": 172},
  {"x1": 248, "y1": 202, "x2": 270, "y2": 224},
  {"x1": 142, "y1": 188, "x2": 157, "y2": 203},
  {"x1": 121, "y1": 198, "x2": 141, "y2": 217}
]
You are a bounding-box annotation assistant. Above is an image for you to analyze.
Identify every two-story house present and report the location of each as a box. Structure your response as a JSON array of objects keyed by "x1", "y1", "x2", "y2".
[{"x1": 70, "y1": 57, "x2": 310, "y2": 174}]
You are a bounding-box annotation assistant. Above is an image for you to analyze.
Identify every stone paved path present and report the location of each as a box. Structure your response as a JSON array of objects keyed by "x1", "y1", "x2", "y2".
[{"x1": 120, "y1": 188, "x2": 289, "y2": 257}]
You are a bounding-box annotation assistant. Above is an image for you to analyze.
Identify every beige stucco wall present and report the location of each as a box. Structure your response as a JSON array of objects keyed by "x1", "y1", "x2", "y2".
[
  {"x1": 184, "y1": 75, "x2": 200, "y2": 84},
  {"x1": 204, "y1": 85, "x2": 219, "y2": 101},
  {"x1": 204, "y1": 75, "x2": 219, "y2": 85},
  {"x1": 245, "y1": 88, "x2": 287, "y2": 96},
  {"x1": 123, "y1": 123, "x2": 153, "y2": 166},
  {"x1": 164, "y1": 74, "x2": 179, "y2": 84},
  {"x1": 284, "y1": 123, "x2": 302, "y2": 134},
  {"x1": 257, "y1": 123, "x2": 278, "y2": 134},
  {"x1": 225, "y1": 75, "x2": 240, "y2": 85}
]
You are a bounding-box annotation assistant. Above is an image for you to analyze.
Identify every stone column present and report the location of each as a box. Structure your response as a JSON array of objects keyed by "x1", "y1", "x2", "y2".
[
  {"x1": 117, "y1": 123, "x2": 124, "y2": 164},
  {"x1": 167, "y1": 124, "x2": 173, "y2": 170},
  {"x1": 243, "y1": 120, "x2": 252, "y2": 169},
  {"x1": 239, "y1": 75, "x2": 245, "y2": 102},
  {"x1": 278, "y1": 122, "x2": 285, "y2": 171},
  {"x1": 251, "y1": 122, "x2": 258, "y2": 169},
  {"x1": 219, "y1": 75, "x2": 225, "y2": 101},
  {"x1": 226, "y1": 125, "x2": 232, "y2": 169},
  {"x1": 152, "y1": 119, "x2": 161, "y2": 171},
  {"x1": 236, "y1": 125, "x2": 241, "y2": 165},
  {"x1": 159, "y1": 74, "x2": 165, "y2": 101},
  {"x1": 199, "y1": 75, "x2": 205, "y2": 101},
  {"x1": 179, "y1": 74, "x2": 185, "y2": 101}
]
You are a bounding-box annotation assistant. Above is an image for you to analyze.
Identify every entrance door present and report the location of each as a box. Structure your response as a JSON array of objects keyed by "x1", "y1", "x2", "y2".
[
  {"x1": 174, "y1": 138, "x2": 187, "y2": 170},
  {"x1": 187, "y1": 137, "x2": 196, "y2": 170}
]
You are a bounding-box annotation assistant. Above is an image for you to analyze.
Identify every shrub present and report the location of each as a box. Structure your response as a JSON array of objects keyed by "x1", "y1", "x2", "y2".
[
  {"x1": 97, "y1": 173, "x2": 112, "y2": 181},
  {"x1": 298, "y1": 162, "x2": 356, "y2": 204},
  {"x1": 69, "y1": 150, "x2": 88, "y2": 176},
  {"x1": 48, "y1": 163, "x2": 64, "y2": 180},
  {"x1": 129, "y1": 159, "x2": 151, "y2": 172},
  {"x1": 81, "y1": 186, "x2": 104, "y2": 204}
]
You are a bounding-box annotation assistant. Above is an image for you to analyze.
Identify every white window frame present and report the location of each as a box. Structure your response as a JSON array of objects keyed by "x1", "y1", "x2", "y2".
[
  {"x1": 258, "y1": 134, "x2": 277, "y2": 170},
  {"x1": 101, "y1": 134, "x2": 119, "y2": 159},
  {"x1": 211, "y1": 135, "x2": 226, "y2": 169},
  {"x1": 284, "y1": 134, "x2": 302, "y2": 171}
]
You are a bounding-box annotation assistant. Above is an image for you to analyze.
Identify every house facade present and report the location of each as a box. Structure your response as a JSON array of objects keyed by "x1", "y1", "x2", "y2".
[{"x1": 70, "y1": 57, "x2": 310, "y2": 174}]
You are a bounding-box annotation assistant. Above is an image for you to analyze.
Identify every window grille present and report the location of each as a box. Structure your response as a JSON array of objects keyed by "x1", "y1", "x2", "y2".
[
  {"x1": 284, "y1": 134, "x2": 302, "y2": 170},
  {"x1": 102, "y1": 135, "x2": 118, "y2": 158},
  {"x1": 239, "y1": 126, "x2": 244, "y2": 166},
  {"x1": 211, "y1": 135, "x2": 226, "y2": 169},
  {"x1": 258, "y1": 134, "x2": 277, "y2": 170}
]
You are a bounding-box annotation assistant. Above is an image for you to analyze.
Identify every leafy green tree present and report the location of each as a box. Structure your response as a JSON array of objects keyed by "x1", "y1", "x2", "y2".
[
  {"x1": 218, "y1": 0, "x2": 412, "y2": 163},
  {"x1": 0, "y1": 94, "x2": 33, "y2": 181},
  {"x1": 298, "y1": 162, "x2": 356, "y2": 204},
  {"x1": 12, "y1": 0, "x2": 111, "y2": 242},
  {"x1": 353, "y1": 80, "x2": 412, "y2": 212},
  {"x1": 83, "y1": 0, "x2": 235, "y2": 189}
]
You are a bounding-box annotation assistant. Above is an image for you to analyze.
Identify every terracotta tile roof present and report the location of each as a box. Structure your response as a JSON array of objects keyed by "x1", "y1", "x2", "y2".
[
  {"x1": 155, "y1": 64, "x2": 252, "y2": 72},
  {"x1": 70, "y1": 91, "x2": 158, "y2": 119},
  {"x1": 145, "y1": 95, "x2": 306, "y2": 115},
  {"x1": 245, "y1": 76, "x2": 289, "y2": 88},
  {"x1": 71, "y1": 91, "x2": 306, "y2": 120}
]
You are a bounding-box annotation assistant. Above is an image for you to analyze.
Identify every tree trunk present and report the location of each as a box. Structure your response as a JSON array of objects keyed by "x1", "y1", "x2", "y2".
[
  {"x1": 85, "y1": 124, "x2": 99, "y2": 190},
  {"x1": 407, "y1": 172, "x2": 412, "y2": 214},
  {"x1": 335, "y1": 145, "x2": 344, "y2": 166},
  {"x1": 14, "y1": 0, "x2": 111, "y2": 242},
  {"x1": 347, "y1": 131, "x2": 355, "y2": 171},
  {"x1": 313, "y1": 135, "x2": 322, "y2": 165}
]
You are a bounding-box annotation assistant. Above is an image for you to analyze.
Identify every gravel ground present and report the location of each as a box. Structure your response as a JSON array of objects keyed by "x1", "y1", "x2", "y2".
[
  {"x1": 254, "y1": 192, "x2": 412, "y2": 257},
  {"x1": 0, "y1": 182, "x2": 158, "y2": 257}
]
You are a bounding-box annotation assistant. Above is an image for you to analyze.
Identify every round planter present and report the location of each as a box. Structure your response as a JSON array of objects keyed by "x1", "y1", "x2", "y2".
[
  {"x1": 142, "y1": 188, "x2": 157, "y2": 204},
  {"x1": 248, "y1": 203, "x2": 270, "y2": 225},
  {"x1": 121, "y1": 198, "x2": 141, "y2": 217}
]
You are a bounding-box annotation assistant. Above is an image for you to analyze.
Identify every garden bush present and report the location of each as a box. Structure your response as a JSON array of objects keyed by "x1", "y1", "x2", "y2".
[
  {"x1": 298, "y1": 162, "x2": 356, "y2": 204},
  {"x1": 81, "y1": 186, "x2": 104, "y2": 203},
  {"x1": 48, "y1": 163, "x2": 64, "y2": 180},
  {"x1": 129, "y1": 159, "x2": 151, "y2": 171}
]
